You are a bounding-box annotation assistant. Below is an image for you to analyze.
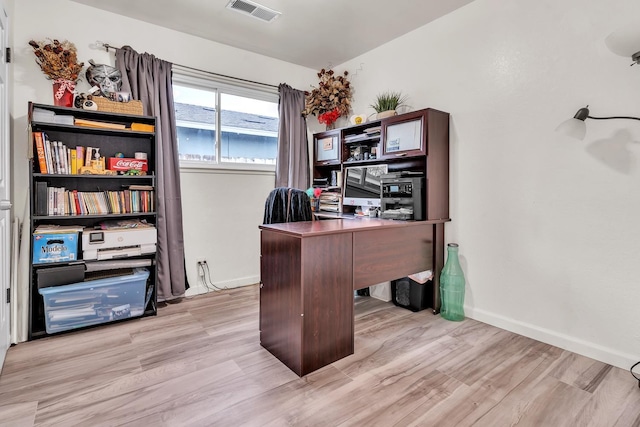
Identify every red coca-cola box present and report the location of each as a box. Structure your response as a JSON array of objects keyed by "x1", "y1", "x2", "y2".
[{"x1": 108, "y1": 157, "x2": 148, "y2": 172}]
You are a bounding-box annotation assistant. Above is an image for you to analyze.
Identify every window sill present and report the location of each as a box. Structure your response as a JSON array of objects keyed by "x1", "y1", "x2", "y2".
[{"x1": 179, "y1": 161, "x2": 276, "y2": 175}]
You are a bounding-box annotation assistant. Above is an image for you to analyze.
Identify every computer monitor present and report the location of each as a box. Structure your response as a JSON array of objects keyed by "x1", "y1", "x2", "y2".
[{"x1": 342, "y1": 164, "x2": 388, "y2": 209}]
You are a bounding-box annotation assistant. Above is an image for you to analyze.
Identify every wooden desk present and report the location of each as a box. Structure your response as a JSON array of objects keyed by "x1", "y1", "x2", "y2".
[{"x1": 259, "y1": 218, "x2": 448, "y2": 376}]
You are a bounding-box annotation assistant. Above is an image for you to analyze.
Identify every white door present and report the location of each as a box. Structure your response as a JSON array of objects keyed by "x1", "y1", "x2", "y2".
[{"x1": 0, "y1": 3, "x2": 10, "y2": 371}]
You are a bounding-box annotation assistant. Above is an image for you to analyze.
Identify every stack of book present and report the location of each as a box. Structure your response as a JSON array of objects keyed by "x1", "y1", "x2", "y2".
[
  {"x1": 312, "y1": 177, "x2": 329, "y2": 188},
  {"x1": 318, "y1": 189, "x2": 342, "y2": 213},
  {"x1": 343, "y1": 126, "x2": 381, "y2": 144},
  {"x1": 365, "y1": 126, "x2": 381, "y2": 135}
]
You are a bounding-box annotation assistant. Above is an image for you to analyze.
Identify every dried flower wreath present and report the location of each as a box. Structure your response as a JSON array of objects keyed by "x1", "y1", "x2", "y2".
[
  {"x1": 28, "y1": 38, "x2": 84, "y2": 82},
  {"x1": 302, "y1": 69, "x2": 352, "y2": 126}
]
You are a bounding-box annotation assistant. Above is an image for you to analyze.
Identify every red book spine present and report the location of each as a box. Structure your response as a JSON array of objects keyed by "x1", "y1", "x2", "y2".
[{"x1": 72, "y1": 190, "x2": 82, "y2": 215}]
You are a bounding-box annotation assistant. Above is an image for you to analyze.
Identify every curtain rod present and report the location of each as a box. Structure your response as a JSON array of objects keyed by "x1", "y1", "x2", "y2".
[{"x1": 97, "y1": 41, "x2": 279, "y2": 89}]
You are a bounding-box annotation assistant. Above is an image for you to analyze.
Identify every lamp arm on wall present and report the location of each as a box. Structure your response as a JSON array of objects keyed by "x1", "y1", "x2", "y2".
[
  {"x1": 587, "y1": 115, "x2": 640, "y2": 121},
  {"x1": 556, "y1": 106, "x2": 640, "y2": 140}
]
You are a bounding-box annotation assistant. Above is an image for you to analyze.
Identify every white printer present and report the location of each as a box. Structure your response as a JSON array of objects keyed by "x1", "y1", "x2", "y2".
[{"x1": 82, "y1": 227, "x2": 157, "y2": 260}]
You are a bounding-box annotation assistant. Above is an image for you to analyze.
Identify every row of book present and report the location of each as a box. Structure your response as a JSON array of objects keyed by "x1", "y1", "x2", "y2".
[
  {"x1": 34, "y1": 183, "x2": 155, "y2": 216},
  {"x1": 33, "y1": 131, "x2": 105, "y2": 175}
]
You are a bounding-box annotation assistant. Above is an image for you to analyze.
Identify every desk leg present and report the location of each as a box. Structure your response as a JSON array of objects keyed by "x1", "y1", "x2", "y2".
[{"x1": 432, "y1": 222, "x2": 445, "y2": 314}]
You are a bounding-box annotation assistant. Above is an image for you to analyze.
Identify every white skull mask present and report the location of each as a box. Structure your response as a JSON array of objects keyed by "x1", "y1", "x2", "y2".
[{"x1": 86, "y1": 60, "x2": 122, "y2": 97}]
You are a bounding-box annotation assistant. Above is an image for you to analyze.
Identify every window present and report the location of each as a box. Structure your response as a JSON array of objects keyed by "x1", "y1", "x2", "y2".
[{"x1": 172, "y1": 70, "x2": 279, "y2": 168}]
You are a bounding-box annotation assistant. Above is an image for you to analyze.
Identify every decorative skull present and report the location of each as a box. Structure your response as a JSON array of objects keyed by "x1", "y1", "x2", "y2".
[{"x1": 85, "y1": 60, "x2": 122, "y2": 97}]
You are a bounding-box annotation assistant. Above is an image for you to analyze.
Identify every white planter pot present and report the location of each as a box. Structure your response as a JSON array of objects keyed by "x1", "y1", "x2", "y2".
[{"x1": 376, "y1": 110, "x2": 397, "y2": 120}]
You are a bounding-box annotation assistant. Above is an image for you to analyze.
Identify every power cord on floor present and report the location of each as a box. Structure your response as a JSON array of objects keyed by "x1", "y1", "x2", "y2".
[
  {"x1": 197, "y1": 261, "x2": 228, "y2": 291},
  {"x1": 197, "y1": 261, "x2": 220, "y2": 291},
  {"x1": 632, "y1": 361, "x2": 640, "y2": 388}
]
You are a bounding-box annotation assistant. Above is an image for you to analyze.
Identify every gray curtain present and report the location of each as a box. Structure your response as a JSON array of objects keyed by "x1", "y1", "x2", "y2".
[
  {"x1": 115, "y1": 46, "x2": 186, "y2": 299},
  {"x1": 275, "y1": 84, "x2": 309, "y2": 190}
]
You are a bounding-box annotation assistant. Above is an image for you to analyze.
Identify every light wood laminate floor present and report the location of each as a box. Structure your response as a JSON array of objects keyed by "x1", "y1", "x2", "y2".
[{"x1": 1, "y1": 284, "x2": 639, "y2": 426}]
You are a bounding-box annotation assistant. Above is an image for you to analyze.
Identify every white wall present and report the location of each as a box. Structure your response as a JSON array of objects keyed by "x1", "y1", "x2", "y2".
[
  {"x1": 340, "y1": 0, "x2": 640, "y2": 369},
  {"x1": 11, "y1": 0, "x2": 316, "y2": 298}
]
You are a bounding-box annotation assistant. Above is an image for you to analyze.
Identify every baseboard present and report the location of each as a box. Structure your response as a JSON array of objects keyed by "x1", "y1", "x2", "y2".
[
  {"x1": 185, "y1": 275, "x2": 259, "y2": 297},
  {"x1": 467, "y1": 306, "x2": 637, "y2": 371}
]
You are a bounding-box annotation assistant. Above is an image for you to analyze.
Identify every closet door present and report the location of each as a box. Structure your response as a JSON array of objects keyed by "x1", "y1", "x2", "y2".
[{"x1": 0, "y1": 2, "x2": 10, "y2": 370}]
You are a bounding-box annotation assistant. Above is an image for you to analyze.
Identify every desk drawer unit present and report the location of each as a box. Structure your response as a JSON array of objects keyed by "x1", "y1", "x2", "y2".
[{"x1": 260, "y1": 229, "x2": 353, "y2": 376}]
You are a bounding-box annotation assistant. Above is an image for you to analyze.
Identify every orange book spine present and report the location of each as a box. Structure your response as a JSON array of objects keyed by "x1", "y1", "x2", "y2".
[{"x1": 34, "y1": 132, "x2": 48, "y2": 174}]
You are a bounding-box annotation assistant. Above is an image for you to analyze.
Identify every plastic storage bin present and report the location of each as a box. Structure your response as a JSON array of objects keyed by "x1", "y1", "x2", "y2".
[{"x1": 38, "y1": 268, "x2": 149, "y2": 334}]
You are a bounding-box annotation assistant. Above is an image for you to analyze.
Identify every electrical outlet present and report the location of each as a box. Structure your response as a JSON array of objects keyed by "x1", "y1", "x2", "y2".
[{"x1": 196, "y1": 258, "x2": 206, "y2": 279}]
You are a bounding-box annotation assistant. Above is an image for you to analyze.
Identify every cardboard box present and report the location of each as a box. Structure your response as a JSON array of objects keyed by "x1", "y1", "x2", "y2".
[{"x1": 32, "y1": 233, "x2": 79, "y2": 264}]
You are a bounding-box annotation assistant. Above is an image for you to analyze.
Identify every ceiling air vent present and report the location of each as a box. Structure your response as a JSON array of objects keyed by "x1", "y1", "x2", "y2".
[{"x1": 226, "y1": 0, "x2": 282, "y2": 23}]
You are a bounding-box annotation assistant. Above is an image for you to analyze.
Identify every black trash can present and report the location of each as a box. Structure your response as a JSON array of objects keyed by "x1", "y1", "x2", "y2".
[{"x1": 391, "y1": 277, "x2": 433, "y2": 312}]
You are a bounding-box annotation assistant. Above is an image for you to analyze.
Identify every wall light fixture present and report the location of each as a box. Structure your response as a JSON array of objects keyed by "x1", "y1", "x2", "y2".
[
  {"x1": 557, "y1": 24, "x2": 640, "y2": 140},
  {"x1": 605, "y1": 23, "x2": 640, "y2": 65},
  {"x1": 555, "y1": 106, "x2": 640, "y2": 140}
]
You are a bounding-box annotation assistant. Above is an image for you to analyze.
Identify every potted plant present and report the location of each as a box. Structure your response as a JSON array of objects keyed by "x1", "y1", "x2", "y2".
[{"x1": 370, "y1": 91, "x2": 407, "y2": 119}]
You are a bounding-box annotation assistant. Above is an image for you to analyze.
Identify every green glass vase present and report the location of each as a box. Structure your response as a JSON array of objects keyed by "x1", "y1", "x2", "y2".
[{"x1": 440, "y1": 243, "x2": 465, "y2": 321}]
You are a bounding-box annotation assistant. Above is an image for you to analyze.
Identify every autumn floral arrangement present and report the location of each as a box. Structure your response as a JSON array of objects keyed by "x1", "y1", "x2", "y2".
[
  {"x1": 302, "y1": 68, "x2": 352, "y2": 128},
  {"x1": 29, "y1": 38, "x2": 84, "y2": 105}
]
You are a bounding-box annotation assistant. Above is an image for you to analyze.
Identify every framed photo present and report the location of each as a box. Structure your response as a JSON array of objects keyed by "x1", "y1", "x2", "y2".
[{"x1": 316, "y1": 135, "x2": 339, "y2": 162}]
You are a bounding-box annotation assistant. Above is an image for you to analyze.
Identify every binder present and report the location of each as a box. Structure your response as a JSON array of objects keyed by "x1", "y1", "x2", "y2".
[{"x1": 35, "y1": 181, "x2": 48, "y2": 216}]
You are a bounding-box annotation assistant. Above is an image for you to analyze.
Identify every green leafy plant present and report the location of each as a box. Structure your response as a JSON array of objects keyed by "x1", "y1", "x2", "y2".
[{"x1": 370, "y1": 91, "x2": 407, "y2": 113}]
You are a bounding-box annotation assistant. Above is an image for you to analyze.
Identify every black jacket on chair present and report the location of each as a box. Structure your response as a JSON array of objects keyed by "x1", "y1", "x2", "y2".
[{"x1": 263, "y1": 187, "x2": 313, "y2": 224}]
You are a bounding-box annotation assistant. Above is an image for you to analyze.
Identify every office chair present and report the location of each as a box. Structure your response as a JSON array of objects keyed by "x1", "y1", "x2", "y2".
[{"x1": 263, "y1": 187, "x2": 313, "y2": 224}]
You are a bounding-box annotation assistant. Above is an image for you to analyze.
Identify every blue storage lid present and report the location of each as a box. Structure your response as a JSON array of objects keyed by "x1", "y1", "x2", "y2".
[{"x1": 38, "y1": 268, "x2": 149, "y2": 296}]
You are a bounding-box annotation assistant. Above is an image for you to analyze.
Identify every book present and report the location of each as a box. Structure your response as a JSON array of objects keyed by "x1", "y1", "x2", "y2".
[
  {"x1": 85, "y1": 147, "x2": 93, "y2": 166},
  {"x1": 35, "y1": 181, "x2": 48, "y2": 216},
  {"x1": 34, "y1": 224, "x2": 84, "y2": 234},
  {"x1": 76, "y1": 146, "x2": 84, "y2": 173},
  {"x1": 56, "y1": 187, "x2": 68, "y2": 215},
  {"x1": 74, "y1": 118, "x2": 126, "y2": 130},
  {"x1": 131, "y1": 123, "x2": 154, "y2": 132},
  {"x1": 70, "y1": 149, "x2": 77, "y2": 175},
  {"x1": 66, "y1": 147, "x2": 71, "y2": 175},
  {"x1": 127, "y1": 185, "x2": 154, "y2": 191},
  {"x1": 43, "y1": 134, "x2": 54, "y2": 174},
  {"x1": 47, "y1": 187, "x2": 54, "y2": 215},
  {"x1": 64, "y1": 190, "x2": 71, "y2": 216},
  {"x1": 124, "y1": 190, "x2": 131, "y2": 214},
  {"x1": 34, "y1": 132, "x2": 48, "y2": 174},
  {"x1": 78, "y1": 192, "x2": 89, "y2": 215},
  {"x1": 56, "y1": 142, "x2": 65, "y2": 175},
  {"x1": 58, "y1": 142, "x2": 67, "y2": 175},
  {"x1": 52, "y1": 141, "x2": 61, "y2": 175},
  {"x1": 72, "y1": 190, "x2": 82, "y2": 215}
]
